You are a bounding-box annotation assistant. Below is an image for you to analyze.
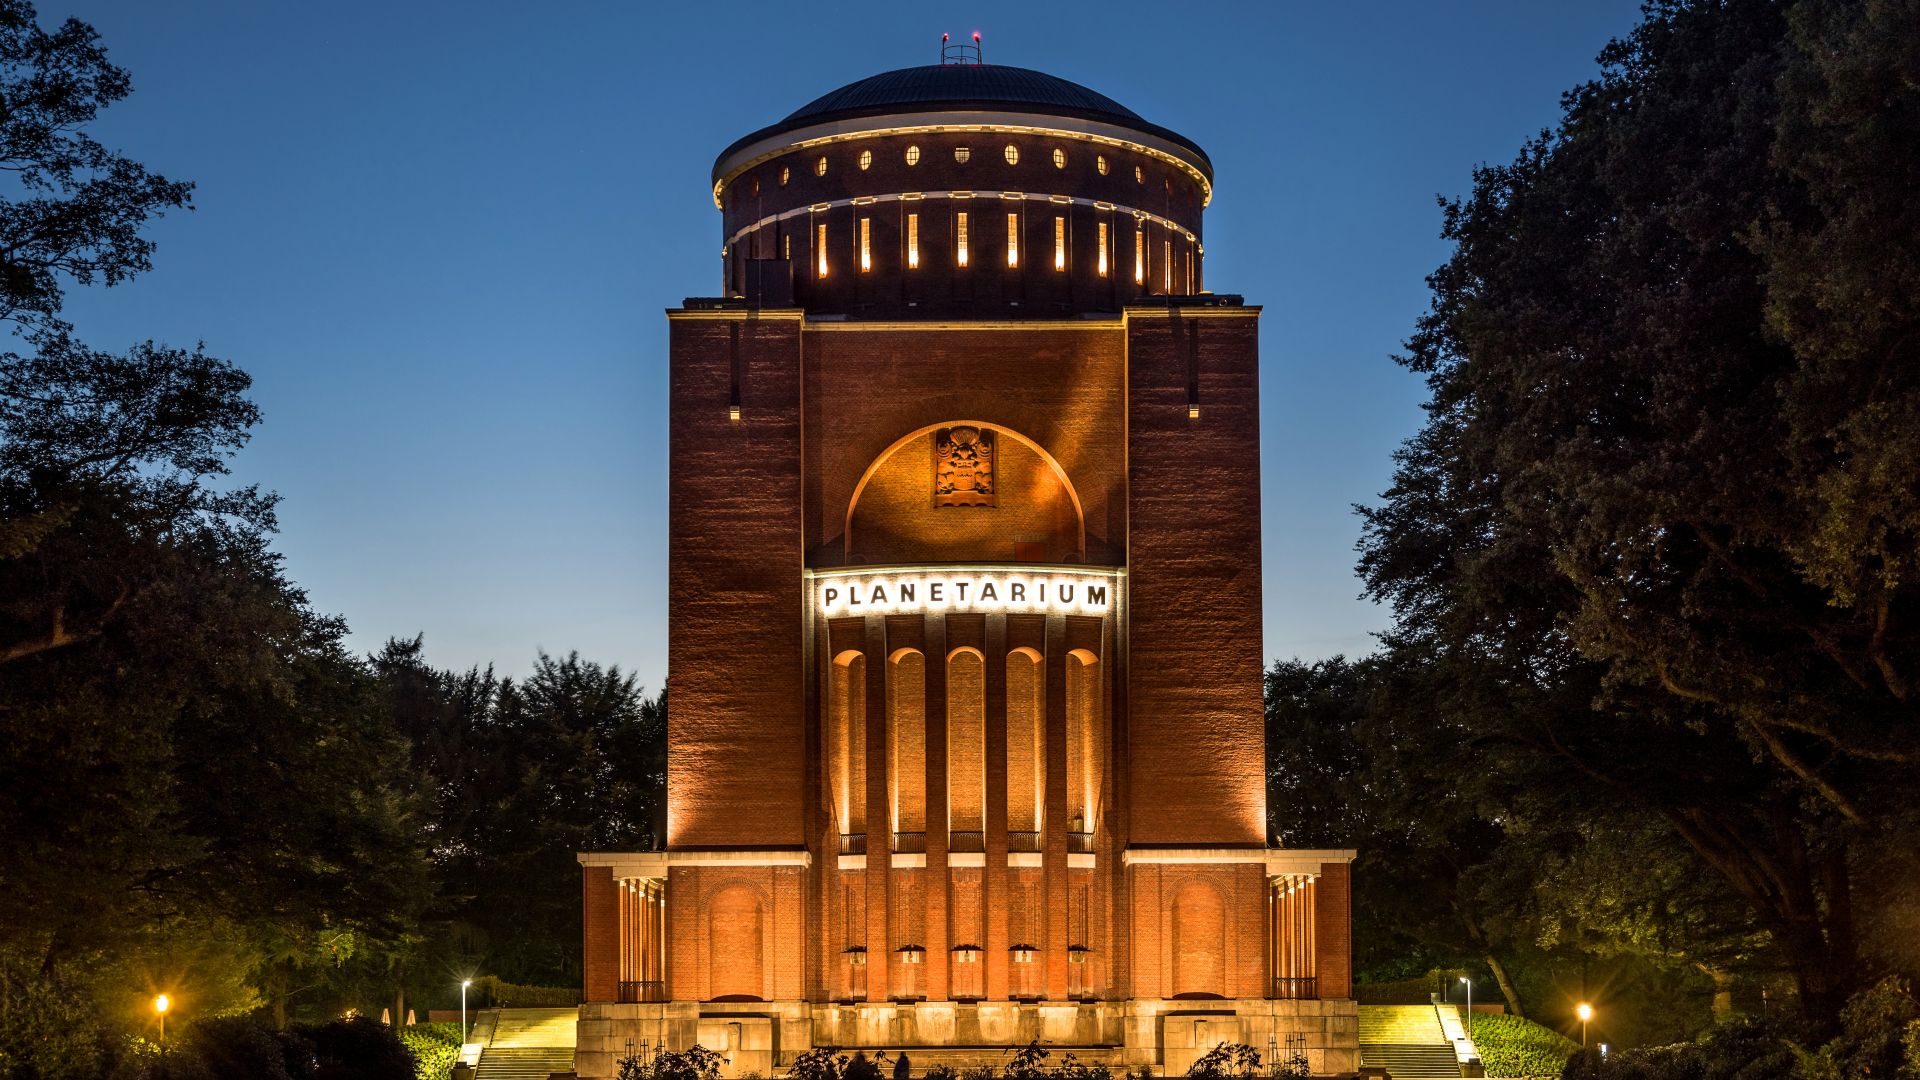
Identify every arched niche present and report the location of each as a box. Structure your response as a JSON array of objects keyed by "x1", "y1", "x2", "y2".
[
  {"x1": 708, "y1": 882, "x2": 768, "y2": 1001},
  {"x1": 1170, "y1": 880, "x2": 1227, "y2": 999},
  {"x1": 844, "y1": 421, "x2": 1086, "y2": 564}
]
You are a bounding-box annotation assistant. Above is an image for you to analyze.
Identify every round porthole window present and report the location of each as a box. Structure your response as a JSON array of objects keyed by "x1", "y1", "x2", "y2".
[
  {"x1": 1052, "y1": 148, "x2": 1066, "y2": 169},
  {"x1": 1135, "y1": 165, "x2": 1144, "y2": 183},
  {"x1": 815, "y1": 155, "x2": 828, "y2": 177},
  {"x1": 780, "y1": 166, "x2": 790, "y2": 186},
  {"x1": 1097, "y1": 154, "x2": 1109, "y2": 176},
  {"x1": 906, "y1": 145, "x2": 921, "y2": 166},
  {"x1": 1004, "y1": 144, "x2": 1019, "y2": 165}
]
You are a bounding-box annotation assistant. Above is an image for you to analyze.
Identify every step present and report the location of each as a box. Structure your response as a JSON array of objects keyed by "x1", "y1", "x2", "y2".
[
  {"x1": 475, "y1": 1047, "x2": 575, "y2": 1080},
  {"x1": 1356, "y1": 1042, "x2": 1461, "y2": 1078}
]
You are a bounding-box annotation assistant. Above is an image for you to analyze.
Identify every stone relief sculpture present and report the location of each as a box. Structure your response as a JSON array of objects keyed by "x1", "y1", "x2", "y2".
[{"x1": 933, "y1": 425, "x2": 996, "y2": 507}]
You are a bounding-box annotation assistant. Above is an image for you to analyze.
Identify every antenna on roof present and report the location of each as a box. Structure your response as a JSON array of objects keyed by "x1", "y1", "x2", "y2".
[{"x1": 940, "y1": 30, "x2": 984, "y2": 66}]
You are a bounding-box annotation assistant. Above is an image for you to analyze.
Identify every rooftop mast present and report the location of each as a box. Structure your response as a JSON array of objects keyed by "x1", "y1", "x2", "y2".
[{"x1": 940, "y1": 30, "x2": 984, "y2": 65}]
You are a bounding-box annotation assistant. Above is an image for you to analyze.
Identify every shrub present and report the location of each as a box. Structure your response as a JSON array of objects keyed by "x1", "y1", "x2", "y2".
[
  {"x1": 470, "y1": 975, "x2": 581, "y2": 1008},
  {"x1": 790, "y1": 1048, "x2": 850, "y2": 1080},
  {"x1": 299, "y1": 1016, "x2": 417, "y2": 1080},
  {"x1": 399, "y1": 1022, "x2": 463, "y2": 1080},
  {"x1": 842, "y1": 1051, "x2": 884, "y2": 1080},
  {"x1": 1185, "y1": 1043, "x2": 1261, "y2": 1080},
  {"x1": 1468, "y1": 1013, "x2": 1579, "y2": 1079},
  {"x1": 923, "y1": 1066, "x2": 959, "y2": 1080}
]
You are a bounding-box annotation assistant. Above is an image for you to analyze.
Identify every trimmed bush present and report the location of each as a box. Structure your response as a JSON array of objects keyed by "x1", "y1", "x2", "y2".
[
  {"x1": 1467, "y1": 1013, "x2": 1578, "y2": 1079},
  {"x1": 399, "y1": 1022, "x2": 462, "y2": 1080}
]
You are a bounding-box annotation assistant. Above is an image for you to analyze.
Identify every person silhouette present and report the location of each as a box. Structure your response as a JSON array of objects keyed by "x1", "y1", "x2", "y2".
[{"x1": 894, "y1": 1051, "x2": 912, "y2": 1080}]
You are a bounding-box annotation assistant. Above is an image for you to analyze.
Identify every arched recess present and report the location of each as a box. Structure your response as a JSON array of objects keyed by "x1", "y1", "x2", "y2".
[
  {"x1": 827, "y1": 650, "x2": 867, "y2": 839},
  {"x1": 888, "y1": 648, "x2": 926, "y2": 840},
  {"x1": 1170, "y1": 880, "x2": 1227, "y2": 999},
  {"x1": 708, "y1": 883, "x2": 767, "y2": 1001},
  {"x1": 1006, "y1": 647, "x2": 1045, "y2": 836},
  {"x1": 947, "y1": 647, "x2": 986, "y2": 836},
  {"x1": 1065, "y1": 648, "x2": 1100, "y2": 836},
  {"x1": 843, "y1": 420, "x2": 1087, "y2": 562}
]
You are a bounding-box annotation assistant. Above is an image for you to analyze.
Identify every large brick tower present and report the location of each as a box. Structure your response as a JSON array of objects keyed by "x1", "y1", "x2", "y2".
[{"x1": 577, "y1": 46, "x2": 1357, "y2": 1078}]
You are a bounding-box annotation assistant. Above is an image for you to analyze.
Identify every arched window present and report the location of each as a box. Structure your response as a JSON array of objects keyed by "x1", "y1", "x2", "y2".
[
  {"x1": 1006, "y1": 647, "x2": 1045, "y2": 838},
  {"x1": 947, "y1": 649, "x2": 986, "y2": 841},
  {"x1": 1066, "y1": 649, "x2": 1100, "y2": 840},
  {"x1": 888, "y1": 649, "x2": 926, "y2": 845},
  {"x1": 828, "y1": 651, "x2": 867, "y2": 841}
]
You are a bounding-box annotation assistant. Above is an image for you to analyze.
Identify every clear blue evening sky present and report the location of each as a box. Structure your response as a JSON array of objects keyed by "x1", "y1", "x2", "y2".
[{"x1": 44, "y1": 1, "x2": 1646, "y2": 692}]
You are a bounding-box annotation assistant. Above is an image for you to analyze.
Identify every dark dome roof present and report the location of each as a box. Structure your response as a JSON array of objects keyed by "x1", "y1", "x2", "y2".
[
  {"x1": 713, "y1": 63, "x2": 1210, "y2": 181},
  {"x1": 785, "y1": 64, "x2": 1146, "y2": 127}
]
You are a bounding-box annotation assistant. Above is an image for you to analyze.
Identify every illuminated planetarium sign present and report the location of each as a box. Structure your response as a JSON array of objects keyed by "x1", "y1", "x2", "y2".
[{"x1": 814, "y1": 567, "x2": 1119, "y2": 618}]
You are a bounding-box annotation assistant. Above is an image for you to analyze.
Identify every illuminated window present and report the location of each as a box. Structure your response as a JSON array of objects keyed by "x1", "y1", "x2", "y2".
[
  {"x1": 860, "y1": 217, "x2": 872, "y2": 272},
  {"x1": 815, "y1": 155, "x2": 828, "y2": 177},
  {"x1": 1097, "y1": 154, "x2": 1109, "y2": 176},
  {"x1": 1097, "y1": 222, "x2": 1108, "y2": 276},
  {"x1": 1006, "y1": 212, "x2": 1019, "y2": 267},
  {"x1": 1135, "y1": 165, "x2": 1144, "y2": 184},
  {"x1": 780, "y1": 166, "x2": 790, "y2": 186},
  {"x1": 956, "y1": 211, "x2": 969, "y2": 267},
  {"x1": 859, "y1": 149, "x2": 872, "y2": 171},
  {"x1": 1003, "y1": 144, "x2": 1019, "y2": 165},
  {"x1": 1052, "y1": 148, "x2": 1066, "y2": 169},
  {"x1": 783, "y1": 233, "x2": 791, "y2": 260},
  {"x1": 1053, "y1": 216, "x2": 1065, "y2": 270},
  {"x1": 1134, "y1": 226, "x2": 1144, "y2": 285},
  {"x1": 955, "y1": 145, "x2": 971, "y2": 164},
  {"x1": 751, "y1": 177, "x2": 760, "y2": 194},
  {"x1": 906, "y1": 145, "x2": 921, "y2": 166},
  {"x1": 907, "y1": 213, "x2": 919, "y2": 269},
  {"x1": 1164, "y1": 238, "x2": 1173, "y2": 292},
  {"x1": 817, "y1": 223, "x2": 828, "y2": 278}
]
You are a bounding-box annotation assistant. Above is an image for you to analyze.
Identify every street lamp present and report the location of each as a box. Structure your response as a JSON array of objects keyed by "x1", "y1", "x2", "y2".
[
  {"x1": 461, "y1": 980, "x2": 472, "y2": 1043},
  {"x1": 154, "y1": 994, "x2": 170, "y2": 1047},
  {"x1": 1458, "y1": 976, "x2": 1473, "y2": 1038},
  {"x1": 1576, "y1": 1002, "x2": 1594, "y2": 1048}
]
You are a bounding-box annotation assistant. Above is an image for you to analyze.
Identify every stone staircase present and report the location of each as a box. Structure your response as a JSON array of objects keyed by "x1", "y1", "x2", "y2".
[
  {"x1": 1358, "y1": 1004, "x2": 1461, "y2": 1078},
  {"x1": 475, "y1": 1008, "x2": 577, "y2": 1080}
]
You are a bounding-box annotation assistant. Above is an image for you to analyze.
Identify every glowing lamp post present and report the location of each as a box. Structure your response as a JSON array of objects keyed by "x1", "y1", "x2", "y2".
[
  {"x1": 153, "y1": 994, "x2": 170, "y2": 1046},
  {"x1": 461, "y1": 980, "x2": 472, "y2": 1043},
  {"x1": 1458, "y1": 976, "x2": 1473, "y2": 1038},
  {"x1": 1576, "y1": 1002, "x2": 1594, "y2": 1048}
]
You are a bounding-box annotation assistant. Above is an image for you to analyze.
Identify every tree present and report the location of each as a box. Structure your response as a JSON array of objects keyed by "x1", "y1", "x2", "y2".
[
  {"x1": 1359, "y1": 0, "x2": 1920, "y2": 1023},
  {"x1": 0, "y1": 2, "x2": 434, "y2": 1069}
]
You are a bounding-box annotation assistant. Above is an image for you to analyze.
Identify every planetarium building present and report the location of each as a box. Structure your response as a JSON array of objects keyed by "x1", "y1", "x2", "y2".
[{"x1": 576, "y1": 47, "x2": 1358, "y2": 1078}]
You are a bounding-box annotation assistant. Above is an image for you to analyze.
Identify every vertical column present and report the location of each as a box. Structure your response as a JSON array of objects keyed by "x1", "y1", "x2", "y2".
[
  {"x1": 1043, "y1": 615, "x2": 1071, "y2": 1000},
  {"x1": 863, "y1": 618, "x2": 891, "y2": 1002},
  {"x1": 924, "y1": 616, "x2": 951, "y2": 1002},
  {"x1": 583, "y1": 865, "x2": 619, "y2": 1003},
  {"x1": 1314, "y1": 862, "x2": 1352, "y2": 999},
  {"x1": 983, "y1": 615, "x2": 1010, "y2": 1000}
]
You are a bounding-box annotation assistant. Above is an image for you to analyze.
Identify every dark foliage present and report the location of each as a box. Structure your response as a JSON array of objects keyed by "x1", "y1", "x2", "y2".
[{"x1": 1354, "y1": 0, "x2": 1920, "y2": 1028}]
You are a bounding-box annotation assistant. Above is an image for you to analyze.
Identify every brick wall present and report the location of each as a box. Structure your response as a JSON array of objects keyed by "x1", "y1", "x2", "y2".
[
  {"x1": 1315, "y1": 861, "x2": 1354, "y2": 1000},
  {"x1": 583, "y1": 866, "x2": 619, "y2": 1003},
  {"x1": 1124, "y1": 310, "x2": 1268, "y2": 845},
  {"x1": 668, "y1": 315, "x2": 808, "y2": 849}
]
